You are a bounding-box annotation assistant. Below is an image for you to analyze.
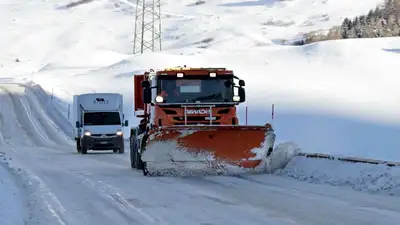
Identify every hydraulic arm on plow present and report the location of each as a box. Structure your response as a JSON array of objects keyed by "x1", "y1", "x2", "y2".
[{"x1": 129, "y1": 67, "x2": 276, "y2": 176}]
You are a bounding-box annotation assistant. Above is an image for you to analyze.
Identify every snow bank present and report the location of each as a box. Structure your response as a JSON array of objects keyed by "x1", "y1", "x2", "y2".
[
  {"x1": 275, "y1": 156, "x2": 400, "y2": 196},
  {"x1": 143, "y1": 140, "x2": 299, "y2": 176},
  {"x1": 257, "y1": 141, "x2": 300, "y2": 173}
]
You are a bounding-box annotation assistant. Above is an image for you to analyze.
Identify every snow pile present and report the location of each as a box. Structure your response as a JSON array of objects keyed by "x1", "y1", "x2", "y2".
[
  {"x1": 142, "y1": 140, "x2": 216, "y2": 162},
  {"x1": 142, "y1": 139, "x2": 299, "y2": 176},
  {"x1": 142, "y1": 140, "x2": 247, "y2": 176},
  {"x1": 257, "y1": 141, "x2": 301, "y2": 173},
  {"x1": 275, "y1": 156, "x2": 400, "y2": 196}
]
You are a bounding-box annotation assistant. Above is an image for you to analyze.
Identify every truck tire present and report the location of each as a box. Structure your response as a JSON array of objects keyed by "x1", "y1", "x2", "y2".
[
  {"x1": 142, "y1": 162, "x2": 149, "y2": 176},
  {"x1": 136, "y1": 151, "x2": 143, "y2": 170},
  {"x1": 130, "y1": 139, "x2": 137, "y2": 169},
  {"x1": 130, "y1": 129, "x2": 138, "y2": 169},
  {"x1": 136, "y1": 138, "x2": 146, "y2": 170},
  {"x1": 130, "y1": 149, "x2": 136, "y2": 169}
]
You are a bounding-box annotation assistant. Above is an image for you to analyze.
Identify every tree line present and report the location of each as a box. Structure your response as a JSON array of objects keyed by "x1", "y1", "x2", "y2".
[{"x1": 295, "y1": 0, "x2": 400, "y2": 45}]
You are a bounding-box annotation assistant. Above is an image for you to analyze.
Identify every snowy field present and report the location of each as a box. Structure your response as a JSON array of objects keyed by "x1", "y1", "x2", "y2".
[
  {"x1": 2, "y1": 0, "x2": 399, "y2": 161},
  {"x1": 1, "y1": 0, "x2": 400, "y2": 224}
]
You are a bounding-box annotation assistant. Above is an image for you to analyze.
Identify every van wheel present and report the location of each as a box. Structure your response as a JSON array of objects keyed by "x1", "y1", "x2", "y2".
[
  {"x1": 81, "y1": 147, "x2": 87, "y2": 154},
  {"x1": 118, "y1": 143, "x2": 125, "y2": 154},
  {"x1": 76, "y1": 139, "x2": 81, "y2": 153}
]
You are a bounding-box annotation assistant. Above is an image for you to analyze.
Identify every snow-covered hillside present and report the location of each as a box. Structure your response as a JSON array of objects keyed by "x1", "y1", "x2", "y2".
[
  {"x1": 2, "y1": 0, "x2": 399, "y2": 161},
  {"x1": 2, "y1": 0, "x2": 400, "y2": 224}
]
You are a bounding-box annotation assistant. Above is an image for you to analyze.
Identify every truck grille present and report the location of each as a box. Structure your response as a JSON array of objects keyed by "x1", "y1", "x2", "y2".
[
  {"x1": 174, "y1": 122, "x2": 221, "y2": 125},
  {"x1": 173, "y1": 116, "x2": 221, "y2": 121},
  {"x1": 91, "y1": 133, "x2": 116, "y2": 137}
]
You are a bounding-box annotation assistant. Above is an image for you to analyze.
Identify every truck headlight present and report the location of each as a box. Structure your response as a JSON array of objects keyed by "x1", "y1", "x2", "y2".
[
  {"x1": 84, "y1": 131, "x2": 91, "y2": 136},
  {"x1": 233, "y1": 96, "x2": 240, "y2": 102},
  {"x1": 155, "y1": 95, "x2": 163, "y2": 103},
  {"x1": 116, "y1": 131, "x2": 123, "y2": 136}
]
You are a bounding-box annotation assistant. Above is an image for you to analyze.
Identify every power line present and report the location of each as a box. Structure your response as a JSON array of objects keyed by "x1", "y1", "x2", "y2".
[{"x1": 132, "y1": 0, "x2": 162, "y2": 54}]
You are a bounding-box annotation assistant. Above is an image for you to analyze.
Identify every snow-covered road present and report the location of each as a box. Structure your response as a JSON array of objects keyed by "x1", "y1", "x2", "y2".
[{"x1": 1, "y1": 83, "x2": 400, "y2": 225}]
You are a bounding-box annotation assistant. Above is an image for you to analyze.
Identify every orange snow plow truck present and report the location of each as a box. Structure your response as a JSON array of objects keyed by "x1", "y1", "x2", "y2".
[{"x1": 129, "y1": 67, "x2": 276, "y2": 176}]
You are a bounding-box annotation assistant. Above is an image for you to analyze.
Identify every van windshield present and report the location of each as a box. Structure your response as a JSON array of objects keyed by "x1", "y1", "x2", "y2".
[
  {"x1": 158, "y1": 76, "x2": 234, "y2": 103},
  {"x1": 84, "y1": 112, "x2": 121, "y2": 126}
]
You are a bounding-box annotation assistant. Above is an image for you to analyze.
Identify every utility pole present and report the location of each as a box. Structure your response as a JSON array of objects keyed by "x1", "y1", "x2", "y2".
[{"x1": 133, "y1": 0, "x2": 162, "y2": 54}]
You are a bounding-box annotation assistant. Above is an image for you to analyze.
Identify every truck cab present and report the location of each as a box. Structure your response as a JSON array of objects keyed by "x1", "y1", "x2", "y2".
[
  {"x1": 129, "y1": 67, "x2": 275, "y2": 174},
  {"x1": 73, "y1": 93, "x2": 128, "y2": 154},
  {"x1": 134, "y1": 67, "x2": 246, "y2": 127}
]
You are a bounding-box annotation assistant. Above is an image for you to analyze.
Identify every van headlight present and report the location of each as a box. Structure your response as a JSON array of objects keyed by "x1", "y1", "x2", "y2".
[
  {"x1": 116, "y1": 130, "x2": 123, "y2": 136},
  {"x1": 84, "y1": 131, "x2": 91, "y2": 136}
]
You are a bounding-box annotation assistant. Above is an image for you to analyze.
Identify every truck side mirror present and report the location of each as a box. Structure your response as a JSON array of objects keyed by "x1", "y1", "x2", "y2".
[
  {"x1": 75, "y1": 121, "x2": 80, "y2": 128},
  {"x1": 124, "y1": 120, "x2": 129, "y2": 127},
  {"x1": 238, "y1": 87, "x2": 245, "y2": 103},
  {"x1": 143, "y1": 88, "x2": 151, "y2": 104},
  {"x1": 239, "y1": 79, "x2": 245, "y2": 87},
  {"x1": 141, "y1": 80, "x2": 150, "y2": 88}
]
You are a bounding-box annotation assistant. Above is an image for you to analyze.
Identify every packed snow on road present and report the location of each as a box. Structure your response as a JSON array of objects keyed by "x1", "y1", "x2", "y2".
[{"x1": 1, "y1": 0, "x2": 400, "y2": 224}]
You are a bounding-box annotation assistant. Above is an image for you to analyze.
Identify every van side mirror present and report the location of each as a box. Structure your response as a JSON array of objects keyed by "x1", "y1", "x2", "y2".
[
  {"x1": 239, "y1": 79, "x2": 245, "y2": 87},
  {"x1": 75, "y1": 121, "x2": 80, "y2": 128},
  {"x1": 143, "y1": 88, "x2": 151, "y2": 104},
  {"x1": 238, "y1": 87, "x2": 245, "y2": 103},
  {"x1": 124, "y1": 120, "x2": 129, "y2": 127}
]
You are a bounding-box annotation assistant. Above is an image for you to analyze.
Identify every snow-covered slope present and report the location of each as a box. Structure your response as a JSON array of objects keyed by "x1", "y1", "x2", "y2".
[
  {"x1": 2, "y1": 0, "x2": 399, "y2": 161},
  {"x1": 2, "y1": 0, "x2": 400, "y2": 223}
]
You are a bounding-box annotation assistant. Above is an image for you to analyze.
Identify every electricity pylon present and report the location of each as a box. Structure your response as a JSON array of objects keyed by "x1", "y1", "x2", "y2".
[{"x1": 133, "y1": 0, "x2": 162, "y2": 54}]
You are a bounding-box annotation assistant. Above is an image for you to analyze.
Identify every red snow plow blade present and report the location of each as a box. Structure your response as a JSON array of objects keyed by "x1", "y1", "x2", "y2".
[{"x1": 141, "y1": 125, "x2": 276, "y2": 175}]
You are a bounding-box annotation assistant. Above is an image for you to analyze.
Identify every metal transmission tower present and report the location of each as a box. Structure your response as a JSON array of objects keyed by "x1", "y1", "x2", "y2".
[{"x1": 133, "y1": 0, "x2": 162, "y2": 54}]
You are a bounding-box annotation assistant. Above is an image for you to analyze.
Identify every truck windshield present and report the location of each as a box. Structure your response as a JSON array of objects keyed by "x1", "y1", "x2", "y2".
[
  {"x1": 158, "y1": 76, "x2": 234, "y2": 103},
  {"x1": 83, "y1": 112, "x2": 121, "y2": 126}
]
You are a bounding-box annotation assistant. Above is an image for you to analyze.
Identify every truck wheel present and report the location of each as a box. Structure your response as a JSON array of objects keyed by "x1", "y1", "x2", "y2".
[
  {"x1": 113, "y1": 149, "x2": 118, "y2": 153},
  {"x1": 137, "y1": 136, "x2": 148, "y2": 171},
  {"x1": 130, "y1": 130, "x2": 137, "y2": 169},
  {"x1": 142, "y1": 162, "x2": 149, "y2": 176},
  {"x1": 130, "y1": 141, "x2": 137, "y2": 169},
  {"x1": 136, "y1": 150, "x2": 143, "y2": 170},
  {"x1": 130, "y1": 149, "x2": 136, "y2": 169}
]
